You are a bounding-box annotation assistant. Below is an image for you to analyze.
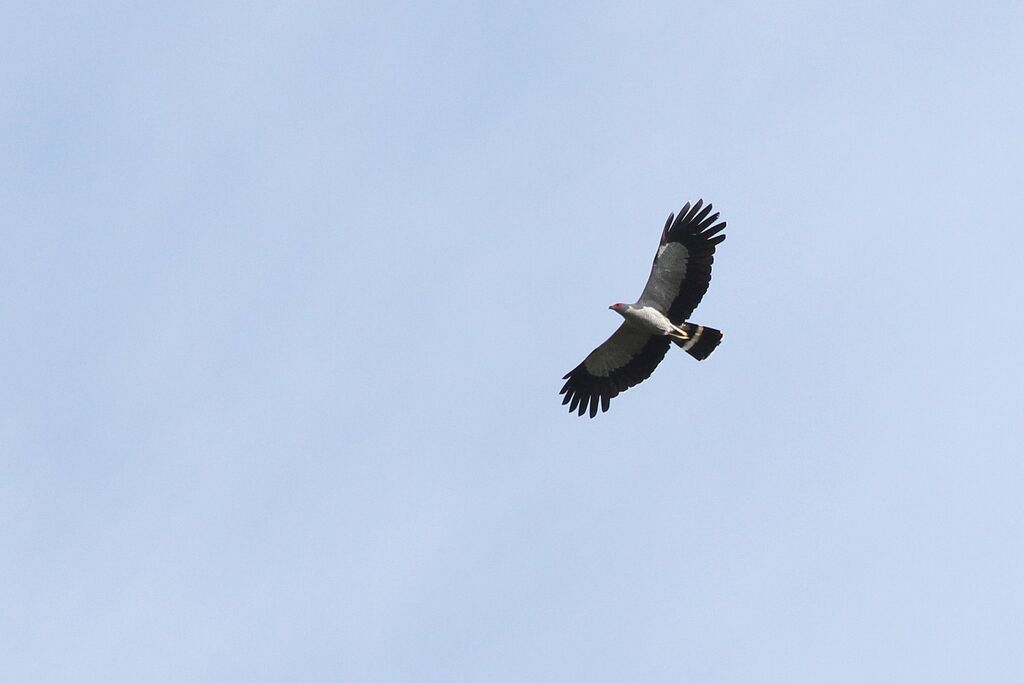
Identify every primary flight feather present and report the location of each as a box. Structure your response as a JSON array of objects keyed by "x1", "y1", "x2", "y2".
[{"x1": 560, "y1": 199, "x2": 727, "y2": 417}]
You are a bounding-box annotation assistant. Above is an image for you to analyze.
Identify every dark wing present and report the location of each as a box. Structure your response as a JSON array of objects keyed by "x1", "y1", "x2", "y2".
[
  {"x1": 559, "y1": 324, "x2": 671, "y2": 418},
  {"x1": 636, "y1": 199, "x2": 726, "y2": 324}
]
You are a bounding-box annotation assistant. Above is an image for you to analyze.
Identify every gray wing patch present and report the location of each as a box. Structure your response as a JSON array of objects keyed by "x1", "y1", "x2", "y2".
[
  {"x1": 637, "y1": 241, "x2": 689, "y2": 313},
  {"x1": 583, "y1": 324, "x2": 653, "y2": 377}
]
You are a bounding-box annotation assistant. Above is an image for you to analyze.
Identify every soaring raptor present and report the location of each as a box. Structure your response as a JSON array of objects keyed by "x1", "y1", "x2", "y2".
[{"x1": 560, "y1": 199, "x2": 727, "y2": 417}]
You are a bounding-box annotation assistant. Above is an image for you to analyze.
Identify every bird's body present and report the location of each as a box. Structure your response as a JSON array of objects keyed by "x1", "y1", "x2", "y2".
[
  {"x1": 560, "y1": 199, "x2": 727, "y2": 417},
  {"x1": 614, "y1": 304, "x2": 676, "y2": 335}
]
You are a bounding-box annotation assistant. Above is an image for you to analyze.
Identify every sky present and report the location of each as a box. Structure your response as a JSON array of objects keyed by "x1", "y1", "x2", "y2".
[{"x1": 2, "y1": 1, "x2": 1023, "y2": 680}]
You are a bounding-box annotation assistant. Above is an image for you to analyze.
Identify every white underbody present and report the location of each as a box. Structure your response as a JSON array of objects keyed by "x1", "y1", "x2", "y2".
[{"x1": 620, "y1": 305, "x2": 675, "y2": 335}]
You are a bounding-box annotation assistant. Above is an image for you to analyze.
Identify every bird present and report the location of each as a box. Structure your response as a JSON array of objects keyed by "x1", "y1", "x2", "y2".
[{"x1": 560, "y1": 199, "x2": 726, "y2": 417}]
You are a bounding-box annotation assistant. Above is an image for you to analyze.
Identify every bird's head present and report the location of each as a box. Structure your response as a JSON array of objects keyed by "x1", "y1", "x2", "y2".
[{"x1": 609, "y1": 303, "x2": 627, "y2": 314}]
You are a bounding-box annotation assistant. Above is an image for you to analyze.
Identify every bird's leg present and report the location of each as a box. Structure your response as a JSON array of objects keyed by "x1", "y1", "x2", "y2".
[{"x1": 668, "y1": 325, "x2": 690, "y2": 343}]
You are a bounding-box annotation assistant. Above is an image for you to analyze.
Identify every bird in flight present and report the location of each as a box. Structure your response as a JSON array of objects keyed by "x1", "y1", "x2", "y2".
[{"x1": 560, "y1": 199, "x2": 727, "y2": 417}]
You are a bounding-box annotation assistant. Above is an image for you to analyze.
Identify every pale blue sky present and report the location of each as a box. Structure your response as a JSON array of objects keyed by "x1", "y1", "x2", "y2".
[{"x1": 3, "y1": 2, "x2": 1023, "y2": 680}]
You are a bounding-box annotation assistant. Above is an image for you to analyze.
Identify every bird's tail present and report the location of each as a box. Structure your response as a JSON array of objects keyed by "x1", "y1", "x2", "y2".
[{"x1": 671, "y1": 323, "x2": 723, "y2": 360}]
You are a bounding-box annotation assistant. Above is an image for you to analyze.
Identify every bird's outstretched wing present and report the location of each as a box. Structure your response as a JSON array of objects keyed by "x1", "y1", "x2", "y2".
[
  {"x1": 559, "y1": 324, "x2": 671, "y2": 418},
  {"x1": 637, "y1": 199, "x2": 726, "y2": 324}
]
